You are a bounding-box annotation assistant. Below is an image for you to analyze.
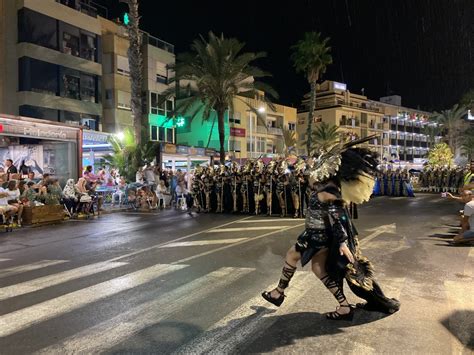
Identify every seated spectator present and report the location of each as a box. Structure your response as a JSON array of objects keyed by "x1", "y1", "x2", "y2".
[
  {"x1": 75, "y1": 177, "x2": 88, "y2": 194},
  {"x1": 105, "y1": 177, "x2": 115, "y2": 187},
  {"x1": 454, "y1": 190, "x2": 474, "y2": 244},
  {"x1": 112, "y1": 178, "x2": 126, "y2": 206},
  {"x1": 21, "y1": 181, "x2": 38, "y2": 206},
  {"x1": 26, "y1": 171, "x2": 36, "y2": 183},
  {"x1": 0, "y1": 184, "x2": 14, "y2": 223},
  {"x1": 39, "y1": 173, "x2": 51, "y2": 188},
  {"x1": 175, "y1": 181, "x2": 192, "y2": 210},
  {"x1": 86, "y1": 179, "x2": 104, "y2": 211},
  {"x1": 42, "y1": 178, "x2": 63, "y2": 205},
  {"x1": 18, "y1": 180, "x2": 26, "y2": 195},
  {"x1": 6, "y1": 180, "x2": 23, "y2": 226},
  {"x1": 156, "y1": 180, "x2": 170, "y2": 209},
  {"x1": 63, "y1": 179, "x2": 78, "y2": 215}
]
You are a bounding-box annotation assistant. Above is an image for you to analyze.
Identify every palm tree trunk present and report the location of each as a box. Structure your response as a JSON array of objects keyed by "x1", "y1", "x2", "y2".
[
  {"x1": 122, "y1": 0, "x2": 143, "y2": 146},
  {"x1": 306, "y1": 80, "x2": 317, "y2": 155},
  {"x1": 206, "y1": 117, "x2": 216, "y2": 148},
  {"x1": 217, "y1": 108, "x2": 226, "y2": 164}
]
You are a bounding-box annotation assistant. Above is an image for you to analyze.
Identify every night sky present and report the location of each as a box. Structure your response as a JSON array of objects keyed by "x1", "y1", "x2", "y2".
[{"x1": 96, "y1": 0, "x2": 473, "y2": 112}]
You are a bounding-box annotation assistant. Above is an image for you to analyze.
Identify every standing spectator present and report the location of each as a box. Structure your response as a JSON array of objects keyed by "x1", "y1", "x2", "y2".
[
  {"x1": 143, "y1": 165, "x2": 156, "y2": 187},
  {"x1": 169, "y1": 171, "x2": 178, "y2": 206},
  {"x1": 112, "y1": 177, "x2": 126, "y2": 206},
  {"x1": 5, "y1": 159, "x2": 17, "y2": 180},
  {"x1": 454, "y1": 190, "x2": 474, "y2": 244},
  {"x1": 136, "y1": 167, "x2": 144, "y2": 184}
]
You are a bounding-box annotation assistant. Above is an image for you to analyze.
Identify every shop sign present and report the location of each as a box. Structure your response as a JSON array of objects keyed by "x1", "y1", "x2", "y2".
[
  {"x1": 230, "y1": 127, "x2": 246, "y2": 137},
  {"x1": 205, "y1": 148, "x2": 215, "y2": 156},
  {"x1": 83, "y1": 131, "x2": 110, "y2": 143},
  {"x1": 196, "y1": 148, "x2": 205, "y2": 156},
  {"x1": 0, "y1": 118, "x2": 78, "y2": 141},
  {"x1": 177, "y1": 145, "x2": 188, "y2": 154},
  {"x1": 163, "y1": 143, "x2": 177, "y2": 154}
]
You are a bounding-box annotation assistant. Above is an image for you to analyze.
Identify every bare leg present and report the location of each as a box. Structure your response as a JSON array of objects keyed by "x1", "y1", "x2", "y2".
[{"x1": 311, "y1": 249, "x2": 351, "y2": 316}]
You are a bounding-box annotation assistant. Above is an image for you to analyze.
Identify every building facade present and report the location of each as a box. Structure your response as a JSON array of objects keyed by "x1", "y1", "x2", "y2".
[
  {"x1": 0, "y1": 0, "x2": 103, "y2": 129},
  {"x1": 176, "y1": 92, "x2": 298, "y2": 160},
  {"x1": 296, "y1": 81, "x2": 439, "y2": 163}
]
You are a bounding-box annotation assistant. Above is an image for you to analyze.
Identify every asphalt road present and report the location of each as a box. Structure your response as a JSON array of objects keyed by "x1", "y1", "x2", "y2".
[{"x1": 0, "y1": 194, "x2": 472, "y2": 354}]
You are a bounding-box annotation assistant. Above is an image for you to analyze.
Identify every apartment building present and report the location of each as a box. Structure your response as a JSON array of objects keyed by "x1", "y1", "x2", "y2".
[
  {"x1": 176, "y1": 91, "x2": 298, "y2": 160},
  {"x1": 297, "y1": 81, "x2": 438, "y2": 162}
]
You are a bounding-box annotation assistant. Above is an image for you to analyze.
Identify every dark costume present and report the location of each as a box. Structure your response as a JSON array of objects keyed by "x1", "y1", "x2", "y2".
[{"x1": 262, "y1": 136, "x2": 401, "y2": 317}]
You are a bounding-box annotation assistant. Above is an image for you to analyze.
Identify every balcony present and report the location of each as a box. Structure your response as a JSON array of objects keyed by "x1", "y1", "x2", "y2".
[
  {"x1": 255, "y1": 126, "x2": 283, "y2": 135},
  {"x1": 144, "y1": 33, "x2": 175, "y2": 54},
  {"x1": 55, "y1": 0, "x2": 108, "y2": 18}
]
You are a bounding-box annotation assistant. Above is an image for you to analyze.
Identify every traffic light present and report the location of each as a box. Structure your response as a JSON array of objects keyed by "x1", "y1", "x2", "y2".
[{"x1": 123, "y1": 12, "x2": 130, "y2": 25}]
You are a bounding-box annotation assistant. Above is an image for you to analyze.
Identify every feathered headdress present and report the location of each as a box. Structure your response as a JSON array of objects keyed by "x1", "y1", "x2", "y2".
[{"x1": 309, "y1": 135, "x2": 380, "y2": 204}]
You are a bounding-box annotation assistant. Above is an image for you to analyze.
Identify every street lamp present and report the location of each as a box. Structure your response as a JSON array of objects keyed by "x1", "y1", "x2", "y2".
[
  {"x1": 258, "y1": 106, "x2": 266, "y2": 113},
  {"x1": 116, "y1": 132, "x2": 125, "y2": 141}
]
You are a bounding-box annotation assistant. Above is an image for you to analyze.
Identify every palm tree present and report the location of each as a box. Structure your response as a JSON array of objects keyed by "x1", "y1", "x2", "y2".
[
  {"x1": 291, "y1": 32, "x2": 332, "y2": 155},
  {"x1": 422, "y1": 121, "x2": 442, "y2": 148},
  {"x1": 433, "y1": 104, "x2": 467, "y2": 154},
  {"x1": 120, "y1": 0, "x2": 143, "y2": 146},
  {"x1": 105, "y1": 128, "x2": 158, "y2": 182},
  {"x1": 461, "y1": 134, "x2": 474, "y2": 162},
  {"x1": 308, "y1": 122, "x2": 341, "y2": 155},
  {"x1": 168, "y1": 32, "x2": 277, "y2": 163},
  {"x1": 282, "y1": 128, "x2": 296, "y2": 155}
]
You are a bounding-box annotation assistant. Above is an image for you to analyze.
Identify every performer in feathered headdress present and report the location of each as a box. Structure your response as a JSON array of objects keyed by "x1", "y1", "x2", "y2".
[{"x1": 262, "y1": 135, "x2": 401, "y2": 319}]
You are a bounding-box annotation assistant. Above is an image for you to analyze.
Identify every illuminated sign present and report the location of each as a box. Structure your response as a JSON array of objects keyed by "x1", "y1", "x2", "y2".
[
  {"x1": 176, "y1": 117, "x2": 186, "y2": 127},
  {"x1": 334, "y1": 82, "x2": 347, "y2": 91},
  {"x1": 230, "y1": 127, "x2": 246, "y2": 137}
]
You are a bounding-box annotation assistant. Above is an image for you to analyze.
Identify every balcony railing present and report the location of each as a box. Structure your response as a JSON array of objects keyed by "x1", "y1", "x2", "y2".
[
  {"x1": 144, "y1": 33, "x2": 175, "y2": 54},
  {"x1": 255, "y1": 126, "x2": 283, "y2": 135}
]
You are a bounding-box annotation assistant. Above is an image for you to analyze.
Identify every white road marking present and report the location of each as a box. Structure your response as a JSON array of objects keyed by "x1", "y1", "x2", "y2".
[
  {"x1": 0, "y1": 264, "x2": 187, "y2": 337},
  {"x1": 36, "y1": 267, "x2": 255, "y2": 354},
  {"x1": 107, "y1": 216, "x2": 253, "y2": 262},
  {"x1": 0, "y1": 261, "x2": 128, "y2": 301},
  {"x1": 236, "y1": 219, "x2": 302, "y2": 223},
  {"x1": 160, "y1": 238, "x2": 249, "y2": 248},
  {"x1": 206, "y1": 226, "x2": 288, "y2": 233},
  {"x1": 0, "y1": 258, "x2": 11, "y2": 262},
  {"x1": 360, "y1": 223, "x2": 397, "y2": 246},
  {"x1": 0, "y1": 260, "x2": 69, "y2": 278},
  {"x1": 173, "y1": 271, "x2": 314, "y2": 355},
  {"x1": 170, "y1": 223, "x2": 304, "y2": 265}
]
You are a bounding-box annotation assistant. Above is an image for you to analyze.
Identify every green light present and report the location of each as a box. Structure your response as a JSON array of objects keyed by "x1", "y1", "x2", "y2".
[
  {"x1": 123, "y1": 12, "x2": 130, "y2": 25},
  {"x1": 176, "y1": 117, "x2": 185, "y2": 127}
]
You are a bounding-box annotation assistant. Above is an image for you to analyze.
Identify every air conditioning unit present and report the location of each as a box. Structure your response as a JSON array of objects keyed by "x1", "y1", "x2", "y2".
[{"x1": 81, "y1": 118, "x2": 97, "y2": 130}]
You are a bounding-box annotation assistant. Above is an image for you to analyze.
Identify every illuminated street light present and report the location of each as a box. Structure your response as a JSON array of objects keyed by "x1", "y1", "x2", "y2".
[
  {"x1": 258, "y1": 107, "x2": 266, "y2": 113},
  {"x1": 116, "y1": 132, "x2": 125, "y2": 141}
]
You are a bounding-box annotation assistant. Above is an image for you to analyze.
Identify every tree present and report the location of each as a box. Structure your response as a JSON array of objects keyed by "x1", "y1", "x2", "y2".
[
  {"x1": 308, "y1": 122, "x2": 341, "y2": 155},
  {"x1": 461, "y1": 134, "x2": 474, "y2": 162},
  {"x1": 168, "y1": 32, "x2": 277, "y2": 164},
  {"x1": 460, "y1": 89, "x2": 474, "y2": 111},
  {"x1": 120, "y1": 0, "x2": 144, "y2": 147},
  {"x1": 422, "y1": 121, "x2": 442, "y2": 148},
  {"x1": 105, "y1": 128, "x2": 159, "y2": 182},
  {"x1": 432, "y1": 104, "x2": 467, "y2": 154},
  {"x1": 282, "y1": 128, "x2": 296, "y2": 155},
  {"x1": 291, "y1": 32, "x2": 332, "y2": 155},
  {"x1": 427, "y1": 143, "x2": 453, "y2": 168}
]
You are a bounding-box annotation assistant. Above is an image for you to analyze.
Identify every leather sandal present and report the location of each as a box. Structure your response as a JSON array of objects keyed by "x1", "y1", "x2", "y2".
[{"x1": 261, "y1": 289, "x2": 285, "y2": 307}]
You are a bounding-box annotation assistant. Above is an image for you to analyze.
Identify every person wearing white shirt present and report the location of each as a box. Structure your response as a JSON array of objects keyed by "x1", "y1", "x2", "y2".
[
  {"x1": 454, "y1": 190, "x2": 474, "y2": 244},
  {"x1": 0, "y1": 186, "x2": 14, "y2": 223},
  {"x1": 6, "y1": 180, "x2": 23, "y2": 226}
]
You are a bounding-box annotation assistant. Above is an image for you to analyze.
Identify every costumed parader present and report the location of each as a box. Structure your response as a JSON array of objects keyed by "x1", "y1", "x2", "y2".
[
  {"x1": 291, "y1": 158, "x2": 306, "y2": 218},
  {"x1": 191, "y1": 166, "x2": 204, "y2": 212},
  {"x1": 214, "y1": 166, "x2": 225, "y2": 213},
  {"x1": 261, "y1": 136, "x2": 401, "y2": 320},
  {"x1": 231, "y1": 162, "x2": 240, "y2": 213},
  {"x1": 275, "y1": 159, "x2": 289, "y2": 218},
  {"x1": 253, "y1": 160, "x2": 264, "y2": 215},
  {"x1": 264, "y1": 161, "x2": 276, "y2": 216},
  {"x1": 240, "y1": 161, "x2": 251, "y2": 213},
  {"x1": 203, "y1": 167, "x2": 214, "y2": 212}
]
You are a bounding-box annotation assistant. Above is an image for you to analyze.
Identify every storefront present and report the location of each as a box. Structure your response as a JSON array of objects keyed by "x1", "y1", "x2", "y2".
[
  {"x1": 160, "y1": 143, "x2": 215, "y2": 171},
  {"x1": 0, "y1": 114, "x2": 81, "y2": 182},
  {"x1": 82, "y1": 130, "x2": 113, "y2": 170}
]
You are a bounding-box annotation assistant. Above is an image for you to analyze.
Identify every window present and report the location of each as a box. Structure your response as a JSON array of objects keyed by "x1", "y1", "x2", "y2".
[
  {"x1": 150, "y1": 125, "x2": 174, "y2": 143},
  {"x1": 229, "y1": 118, "x2": 241, "y2": 124},
  {"x1": 80, "y1": 32, "x2": 96, "y2": 61},
  {"x1": 288, "y1": 123, "x2": 296, "y2": 131},
  {"x1": 156, "y1": 61, "x2": 168, "y2": 84},
  {"x1": 105, "y1": 89, "x2": 113, "y2": 100},
  {"x1": 117, "y1": 90, "x2": 131, "y2": 110},
  {"x1": 19, "y1": 57, "x2": 59, "y2": 96},
  {"x1": 19, "y1": 105, "x2": 59, "y2": 121},
  {"x1": 61, "y1": 70, "x2": 80, "y2": 100},
  {"x1": 166, "y1": 99, "x2": 174, "y2": 117},
  {"x1": 80, "y1": 73, "x2": 96, "y2": 102},
  {"x1": 150, "y1": 93, "x2": 167, "y2": 115},
  {"x1": 361, "y1": 112, "x2": 367, "y2": 124},
  {"x1": 18, "y1": 9, "x2": 58, "y2": 50},
  {"x1": 62, "y1": 32, "x2": 80, "y2": 57},
  {"x1": 229, "y1": 140, "x2": 241, "y2": 151},
  {"x1": 117, "y1": 55, "x2": 130, "y2": 76}
]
